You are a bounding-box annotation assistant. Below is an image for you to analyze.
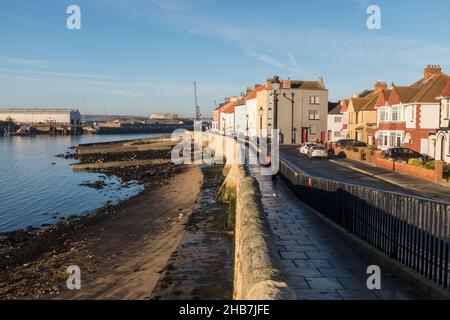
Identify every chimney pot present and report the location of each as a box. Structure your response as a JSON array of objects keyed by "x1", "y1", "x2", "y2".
[
  {"x1": 282, "y1": 79, "x2": 292, "y2": 89},
  {"x1": 424, "y1": 65, "x2": 443, "y2": 79},
  {"x1": 374, "y1": 81, "x2": 387, "y2": 92}
]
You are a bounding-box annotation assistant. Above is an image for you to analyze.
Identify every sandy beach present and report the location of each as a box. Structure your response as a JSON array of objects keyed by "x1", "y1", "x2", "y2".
[{"x1": 0, "y1": 137, "x2": 203, "y2": 299}]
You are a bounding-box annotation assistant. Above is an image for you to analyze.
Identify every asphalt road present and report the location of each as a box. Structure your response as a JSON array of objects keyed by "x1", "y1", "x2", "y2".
[{"x1": 279, "y1": 147, "x2": 424, "y2": 197}]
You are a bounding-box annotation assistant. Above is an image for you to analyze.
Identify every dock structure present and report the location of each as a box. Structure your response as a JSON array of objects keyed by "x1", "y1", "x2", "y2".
[{"x1": 0, "y1": 108, "x2": 83, "y2": 135}]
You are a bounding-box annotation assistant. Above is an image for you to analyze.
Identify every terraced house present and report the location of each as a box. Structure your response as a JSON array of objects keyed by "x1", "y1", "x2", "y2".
[
  {"x1": 218, "y1": 97, "x2": 239, "y2": 135},
  {"x1": 376, "y1": 65, "x2": 449, "y2": 156},
  {"x1": 340, "y1": 99, "x2": 350, "y2": 139},
  {"x1": 345, "y1": 81, "x2": 388, "y2": 145},
  {"x1": 429, "y1": 79, "x2": 450, "y2": 162},
  {"x1": 327, "y1": 102, "x2": 344, "y2": 142},
  {"x1": 258, "y1": 77, "x2": 328, "y2": 144}
]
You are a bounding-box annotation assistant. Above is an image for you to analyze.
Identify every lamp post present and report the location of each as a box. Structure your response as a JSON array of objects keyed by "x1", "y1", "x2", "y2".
[
  {"x1": 283, "y1": 92, "x2": 295, "y2": 144},
  {"x1": 259, "y1": 107, "x2": 263, "y2": 135},
  {"x1": 246, "y1": 113, "x2": 249, "y2": 137},
  {"x1": 271, "y1": 76, "x2": 281, "y2": 142},
  {"x1": 222, "y1": 116, "x2": 226, "y2": 135}
]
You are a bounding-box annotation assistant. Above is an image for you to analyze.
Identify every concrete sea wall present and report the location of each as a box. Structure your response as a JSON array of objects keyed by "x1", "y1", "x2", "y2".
[{"x1": 209, "y1": 133, "x2": 295, "y2": 300}]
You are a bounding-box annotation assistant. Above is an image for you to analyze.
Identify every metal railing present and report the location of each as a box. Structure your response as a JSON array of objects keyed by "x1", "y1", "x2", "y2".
[{"x1": 279, "y1": 158, "x2": 450, "y2": 291}]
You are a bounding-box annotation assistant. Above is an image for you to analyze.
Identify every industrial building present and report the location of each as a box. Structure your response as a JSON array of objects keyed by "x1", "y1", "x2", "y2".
[
  {"x1": 150, "y1": 113, "x2": 178, "y2": 120},
  {"x1": 0, "y1": 108, "x2": 82, "y2": 125}
]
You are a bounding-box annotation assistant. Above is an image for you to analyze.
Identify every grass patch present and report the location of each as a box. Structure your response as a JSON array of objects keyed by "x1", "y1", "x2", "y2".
[
  {"x1": 226, "y1": 198, "x2": 236, "y2": 231},
  {"x1": 202, "y1": 165, "x2": 224, "y2": 175}
]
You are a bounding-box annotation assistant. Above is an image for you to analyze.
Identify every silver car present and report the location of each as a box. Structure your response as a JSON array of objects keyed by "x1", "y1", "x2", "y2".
[
  {"x1": 299, "y1": 143, "x2": 318, "y2": 156},
  {"x1": 307, "y1": 146, "x2": 328, "y2": 159}
]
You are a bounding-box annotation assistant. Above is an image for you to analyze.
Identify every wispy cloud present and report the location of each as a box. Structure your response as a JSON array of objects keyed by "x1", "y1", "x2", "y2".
[
  {"x1": 149, "y1": 0, "x2": 195, "y2": 12},
  {"x1": 104, "y1": 0, "x2": 450, "y2": 75},
  {"x1": 0, "y1": 9, "x2": 45, "y2": 26},
  {"x1": 246, "y1": 51, "x2": 286, "y2": 70},
  {"x1": 0, "y1": 68, "x2": 115, "y2": 80}
]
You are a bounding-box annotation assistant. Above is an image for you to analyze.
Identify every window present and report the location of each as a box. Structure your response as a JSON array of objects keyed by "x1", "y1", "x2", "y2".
[
  {"x1": 388, "y1": 131, "x2": 404, "y2": 147},
  {"x1": 334, "y1": 131, "x2": 342, "y2": 138},
  {"x1": 334, "y1": 116, "x2": 342, "y2": 123},
  {"x1": 445, "y1": 99, "x2": 450, "y2": 119},
  {"x1": 309, "y1": 96, "x2": 320, "y2": 105},
  {"x1": 310, "y1": 125, "x2": 317, "y2": 134},
  {"x1": 379, "y1": 108, "x2": 387, "y2": 122},
  {"x1": 410, "y1": 105, "x2": 416, "y2": 122},
  {"x1": 396, "y1": 134, "x2": 402, "y2": 147},
  {"x1": 378, "y1": 131, "x2": 403, "y2": 148},
  {"x1": 309, "y1": 110, "x2": 320, "y2": 120},
  {"x1": 392, "y1": 106, "x2": 402, "y2": 121}
]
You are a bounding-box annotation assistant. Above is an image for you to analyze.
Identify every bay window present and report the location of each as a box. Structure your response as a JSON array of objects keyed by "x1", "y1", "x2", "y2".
[{"x1": 392, "y1": 106, "x2": 403, "y2": 121}]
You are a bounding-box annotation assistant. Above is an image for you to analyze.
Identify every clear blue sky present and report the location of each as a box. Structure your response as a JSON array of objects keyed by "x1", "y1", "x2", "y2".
[{"x1": 1, "y1": 0, "x2": 449, "y2": 117}]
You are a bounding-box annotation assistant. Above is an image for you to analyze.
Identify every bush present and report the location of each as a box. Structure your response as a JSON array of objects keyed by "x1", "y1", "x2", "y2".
[
  {"x1": 424, "y1": 162, "x2": 435, "y2": 170},
  {"x1": 408, "y1": 158, "x2": 423, "y2": 167},
  {"x1": 408, "y1": 158, "x2": 435, "y2": 170},
  {"x1": 444, "y1": 166, "x2": 450, "y2": 181}
]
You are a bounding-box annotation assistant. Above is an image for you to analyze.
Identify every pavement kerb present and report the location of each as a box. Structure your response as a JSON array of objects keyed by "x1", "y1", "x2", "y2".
[{"x1": 329, "y1": 159, "x2": 414, "y2": 190}]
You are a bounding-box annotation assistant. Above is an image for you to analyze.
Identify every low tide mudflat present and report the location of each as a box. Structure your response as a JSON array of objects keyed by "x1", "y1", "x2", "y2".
[
  {"x1": 0, "y1": 137, "x2": 198, "y2": 299},
  {"x1": 0, "y1": 137, "x2": 234, "y2": 300}
]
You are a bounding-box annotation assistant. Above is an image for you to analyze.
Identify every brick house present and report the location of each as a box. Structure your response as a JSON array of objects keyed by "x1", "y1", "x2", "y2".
[
  {"x1": 340, "y1": 99, "x2": 350, "y2": 139},
  {"x1": 346, "y1": 82, "x2": 387, "y2": 145},
  {"x1": 429, "y1": 79, "x2": 450, "y2": 162},
  {"x1": 376, "y1": 65, "x2": 449, "y2": 155}
]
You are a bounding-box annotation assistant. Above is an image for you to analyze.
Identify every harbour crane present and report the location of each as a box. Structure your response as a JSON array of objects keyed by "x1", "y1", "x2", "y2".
[{"x1": 193, "y1": 81, "x2": 202, "y2": 131}]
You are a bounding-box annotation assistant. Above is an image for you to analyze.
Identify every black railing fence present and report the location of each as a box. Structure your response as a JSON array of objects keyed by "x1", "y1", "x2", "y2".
[{"x1": 279, "y1": 159, "x2": 450, "y2": 291}]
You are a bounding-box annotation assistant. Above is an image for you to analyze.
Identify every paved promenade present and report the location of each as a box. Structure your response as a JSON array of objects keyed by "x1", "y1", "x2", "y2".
[{"x1": 250, "y1": 166, "x2": 422, "y2": 300}]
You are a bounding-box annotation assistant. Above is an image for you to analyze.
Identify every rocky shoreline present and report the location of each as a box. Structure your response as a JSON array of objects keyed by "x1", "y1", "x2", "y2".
[{"x1": 0, "y1": 137, "x2": 189, "y2": 299}]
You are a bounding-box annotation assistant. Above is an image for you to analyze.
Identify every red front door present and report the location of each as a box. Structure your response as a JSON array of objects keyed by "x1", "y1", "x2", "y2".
[{"x1": 302, "y1": 128, "x2": 308, "y2": 143}]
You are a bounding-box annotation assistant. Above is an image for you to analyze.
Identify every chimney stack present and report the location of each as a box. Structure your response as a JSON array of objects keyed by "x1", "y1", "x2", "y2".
[
  {"x1": 318, "y1": 76, "x2": 325, "y2": 88},
  {"x1": 282, "y1": 79, "x2": 292, "y2": 89},
  {"x1": 374, "y1": 81, "x2": 387, "y2": 92},
  {"x1": 424, "y1": 65, "x2": 442, "y2": 79}
]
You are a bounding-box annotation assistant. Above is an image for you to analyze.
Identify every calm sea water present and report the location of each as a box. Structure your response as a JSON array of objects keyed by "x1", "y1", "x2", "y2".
[{"x1": 0, "y1": 134, "x2": 161, "y2": 233}]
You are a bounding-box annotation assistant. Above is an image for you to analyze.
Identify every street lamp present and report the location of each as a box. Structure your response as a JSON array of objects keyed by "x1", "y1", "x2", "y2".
[
  {"x1": 271, "y1": 76, "x2": 281, "y2": 142},
  {"x1": 246, "y1": 113, "x2": 249, "y2": 137},
  {"x1": 222, "y1": 116, "x2": 226, "y2": 135},
  {"x1": 283, "y1": 92, "x2": 295, "y2": 144},
  {"x1": 259, "y1": 107, "x2": 263, "y2": 136}
]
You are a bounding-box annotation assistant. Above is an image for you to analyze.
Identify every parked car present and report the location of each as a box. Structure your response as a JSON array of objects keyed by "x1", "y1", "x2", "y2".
[
  {"x1": 383, "y1": 148, "x2": 429, "y2": 161},
  {"x1": 299, "y1": 143, "x2": 318, "y2": 156},
  {"x1": 307, "y1": 146, "x2": 328, "y2": 159},
  {"x1": 336, "y1": 139, "x2": 368, "y2": 148}
]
